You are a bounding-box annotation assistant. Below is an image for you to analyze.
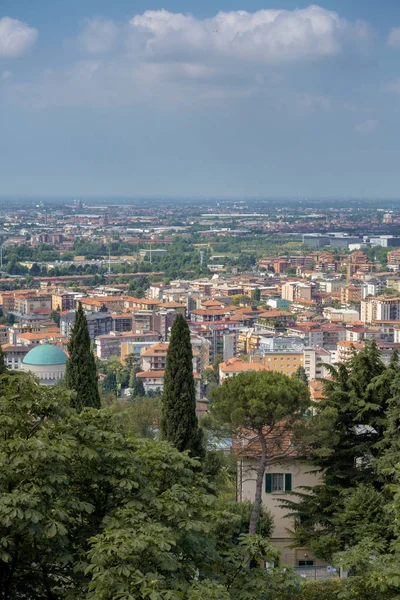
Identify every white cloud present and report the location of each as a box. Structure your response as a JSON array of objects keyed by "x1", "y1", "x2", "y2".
[
  {"x1": 128, "y1": 5, "x2": 373, "y2": 64},
  {"x1": 355, "y1": 119, "x2": 377, "y2": 135},
  {"x1": 79, "y1": 18, "x2": 118, "y2": 54},
  {"x1": 1, "y1": 70, "x2": 12, "y2": 79},
  {"x1": 387, "y1": 27, "x2": 400, "y2": 48},
  {"x1": 1, "y1": 5, "x2": 375, "y2": 108},
  {"x1": 0, "y1": 16, "x2": 38, "y2": 57}
]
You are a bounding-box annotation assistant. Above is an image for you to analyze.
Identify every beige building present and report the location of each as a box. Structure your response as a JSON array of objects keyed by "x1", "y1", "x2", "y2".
[
  {"x1": 281, "y1": 282, "x2": 312, "y2": 302},
  {"x1": 51, "y1": 290, "x2": 76, "y2": 312},
  {"x1": 237, "y1": 454, "x2": 323, "y2": 566},
  {"x1": 322, "y1": 307, "x2": 359, "y2": 323},
  {"x1": 219, "y1": 353, "x2": 304, "y2": 381},
  {"x1": 14, "y1": 293, "x2": 51, "y2": 315}
]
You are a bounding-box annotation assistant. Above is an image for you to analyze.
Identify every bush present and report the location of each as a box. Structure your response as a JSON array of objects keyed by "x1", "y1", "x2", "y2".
[
  {"x1": 294, "y1": 579, "x2": 342, "y2": 600},
  {"x1": 294, "y1": 577, "x2": 384, "y2": 600}
]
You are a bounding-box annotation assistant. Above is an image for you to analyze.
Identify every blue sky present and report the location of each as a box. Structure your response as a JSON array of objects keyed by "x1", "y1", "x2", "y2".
[{"x1": 1, "y1": 0, "x2": 400, "y2": 199}]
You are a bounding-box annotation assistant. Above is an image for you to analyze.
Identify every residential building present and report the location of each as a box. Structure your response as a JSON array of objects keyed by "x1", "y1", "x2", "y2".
[
  {"x1": 361, "y1": 296, "x2": 400, "y2": 323},
  {"x1": 281, "y1": 282, "x2": 312, "y2": 302},
  {"x1": 14, "y1": 293, "x2": 51, "y2": 315},
  {"x1": 340, "y1": 284, "x2": 362, "y2": 305},
  {"x1": 120, "y1": 332, "x2": 162, "y2": 362},
  {"x1": 236, "y1": 447, "x2": 323, "y2": 566},
  {"x1": 2, "y1": 344, "x2": 29, "y2": 370},
  {"x1": 61, "y1": 311, "x2": 113, "y2": 341},
  {"x1": 303, "y1": 347, "x2": 331, "y2": 380},
  {"x1": 51, "y1": 290, "x2": 77, "y2": 312},
  {"x1": 322, "y1": 307, "x2": 359, "y2": 322}
]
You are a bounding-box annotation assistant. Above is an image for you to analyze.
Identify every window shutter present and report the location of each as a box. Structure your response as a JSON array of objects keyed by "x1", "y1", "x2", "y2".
[
  {"x1": 285, "y1": 473, "x2": 292, "y2": 492},
  {"x1": 265, "y1": 473, "x2": 272, "y2": 493}
]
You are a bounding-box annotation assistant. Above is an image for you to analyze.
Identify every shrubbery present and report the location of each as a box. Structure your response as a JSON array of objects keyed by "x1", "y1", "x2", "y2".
[{"x1": 293, "y1": 577, "x2": 389, "y2": 600}]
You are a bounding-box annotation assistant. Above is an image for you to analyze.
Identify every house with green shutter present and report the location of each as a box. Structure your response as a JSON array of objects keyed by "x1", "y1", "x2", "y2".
[{"x1": 237, "y1": 455, "x2": 323, "y2": 567}]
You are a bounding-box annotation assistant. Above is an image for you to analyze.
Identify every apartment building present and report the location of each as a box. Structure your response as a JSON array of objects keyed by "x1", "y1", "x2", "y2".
[
  {"x1": 340, "y1": 284, "x2": 362, "y2": 305},
  {"x1": 303, "y1": 346, "x2": 331, "y2": 380},
  {"x1": 111, "y1": 313, "x2": 133, "y2": 332},
  {"x1": 219, "y1": 352, "x2": 304, "y2": 381},
  {"x1": 3, "y1": 344, "x2": 29, "y2": 370},
  {"x1": 120, "y1": 332, "x2": 162, "y2": 362},
  {"x1": 51, "y1": 290, "x2": 77, "y2": 312},
  {"x1": 323, "y1": 307, "x2": 359, "y2": 322},
  {"x1": 136, "y1": 341, "x2": 201, "y2": 398},
  {"x1": 61, "y1": 311, "x2": 113, "y2": 341},
  {"x1": 281, "y1": 282, "x2": 313, "y2": 302},
  {"x1": 14, "y1": 294, "x2": 52, "y2": 315},
  {"x1": 361, "y1": 296, "x2": 400, "y2": 323}
]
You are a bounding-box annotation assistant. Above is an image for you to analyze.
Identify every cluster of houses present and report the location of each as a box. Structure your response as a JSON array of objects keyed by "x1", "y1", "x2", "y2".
[{"x1": 3, "y1": 250, "x2": 400, "y2": 567}]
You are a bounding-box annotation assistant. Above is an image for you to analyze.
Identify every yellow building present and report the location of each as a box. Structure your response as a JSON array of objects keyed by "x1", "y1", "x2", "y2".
[{"x1": 219, "y1": 353, "x2": 303, "y2": 381}]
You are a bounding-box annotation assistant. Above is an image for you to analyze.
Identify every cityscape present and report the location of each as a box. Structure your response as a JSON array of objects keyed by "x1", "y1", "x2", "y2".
[{"x1": 2, "y1": 0, "x2": 400, "y2": 598}]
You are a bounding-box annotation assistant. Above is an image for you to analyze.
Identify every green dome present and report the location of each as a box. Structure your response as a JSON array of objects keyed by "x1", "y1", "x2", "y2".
[{"x1": 22, "y1": 344, "x2": 68, "y2": 366}]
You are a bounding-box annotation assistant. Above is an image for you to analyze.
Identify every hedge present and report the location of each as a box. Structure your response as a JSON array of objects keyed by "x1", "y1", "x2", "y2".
[
  {"x1": 294, "y1": 579, "x2": 343, "y2": 600},
  {"x1": 292, "y1": 577, "x2": 387, "y2": 600}
]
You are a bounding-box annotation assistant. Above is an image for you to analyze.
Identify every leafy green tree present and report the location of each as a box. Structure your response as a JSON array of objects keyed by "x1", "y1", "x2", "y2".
[
  {"x1": 29, "y1": 262, "x2": 41, "y2": 276},
  {"x1": 128, "y1": 364, "x2": 146, "y2": 398},
  {"x1": 161, "y1": 314, "x2": 204, "y2": 458},
  {"x1": 65, "y1": 302, "x2": 101, "y2": 410},
  {"x1": 112, "y1": 396, "x2": 162, "y2": 439},
  {"x1": 0, "y1": 370, "x2": 297, "y2": 600},
  {"x1": 0, "y1": 344, "x2": 7, "y2": 375},
  {"x1": 50, "y1": 308, "x2": 60, "y2": 327},
  {"x1": 131, "y1": 375, "x2": 145, "y2": 398},
  {"x1": 211, "y1": 370, "x2": 310, "y2": 534},
  {"x1": 292, "y1": 365, "x2": 308, "y2": 385},
  {"x1": 102, "y1": 372, "x2": 117, "y2": 394},
  {"x1": 251, "y1": 288, "x2": 261, "y2": 302},
  {"x1": 128, "y1": 275, "x2": 150, "y2": 298}
]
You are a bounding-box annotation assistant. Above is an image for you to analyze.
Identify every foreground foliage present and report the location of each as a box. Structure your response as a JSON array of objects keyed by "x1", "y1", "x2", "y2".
[{"x1": 0, "y1": 372, "x2": 299, "y2": 599}]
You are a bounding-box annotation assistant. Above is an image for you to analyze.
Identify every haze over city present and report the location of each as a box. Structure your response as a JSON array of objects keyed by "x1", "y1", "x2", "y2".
[{"x1": 2, "y1": 0, "x2": 400, "y2": 198}]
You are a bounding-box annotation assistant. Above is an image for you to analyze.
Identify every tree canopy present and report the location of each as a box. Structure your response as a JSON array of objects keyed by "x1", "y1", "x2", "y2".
[
  {"x1": 211, "y1": 370, "x2": 310, "y2": 534},
  {"x1": 0, "y1": 371, "x2": 299, "y2": 599}
]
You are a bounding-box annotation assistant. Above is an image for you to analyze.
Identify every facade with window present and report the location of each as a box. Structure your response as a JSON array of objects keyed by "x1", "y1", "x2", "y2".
[{"x1": 237, "y1": 456, "x2": 323, "y2": 567}]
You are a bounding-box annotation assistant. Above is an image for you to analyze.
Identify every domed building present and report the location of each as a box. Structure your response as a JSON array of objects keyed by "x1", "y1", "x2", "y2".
[{"x1": 20, "y1": 344, "x2": 68, "y2": 385}]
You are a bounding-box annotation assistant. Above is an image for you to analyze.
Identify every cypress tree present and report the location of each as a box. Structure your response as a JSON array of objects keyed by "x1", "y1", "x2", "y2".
[
  {"x1": 161, "y1": 313, "x2": 203, "y2": 458},
  {"x1": 65, "y1": 302, "x2": 101, "y2": 410},
  {"x1": 292, "y1": 365, "x2": 308, "y2": 385}
]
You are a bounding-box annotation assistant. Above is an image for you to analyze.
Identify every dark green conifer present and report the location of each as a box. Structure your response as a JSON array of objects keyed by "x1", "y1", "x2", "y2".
[
  {"x1": 129, "y1": 366, "x2": 146, "y2": 398},
  {"x1": 65, "y1": 302, "x2": 100, "y2": 410},
  {"x1": 292, "y1": 365, "x2": 308, "y2": 385},
  {"x1": 161, "y1": 313, "x2": 203, "y2": 458}
]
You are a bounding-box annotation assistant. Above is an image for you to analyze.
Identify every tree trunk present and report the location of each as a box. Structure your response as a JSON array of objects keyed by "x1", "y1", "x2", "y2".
[{"x1": 249, "y1": 431, "x2": 268, "y2": 535}]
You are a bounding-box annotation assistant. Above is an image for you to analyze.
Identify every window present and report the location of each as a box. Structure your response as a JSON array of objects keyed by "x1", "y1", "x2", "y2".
[
  {"x1": 298, "y1": 560, "x2": 314, "y2": 567},
  {"x1": 272, "y1": 473, "x2": 284, "y2": 492},
  {"x1": 265, "y1": 473, "x2": 292, "y2": 493}
]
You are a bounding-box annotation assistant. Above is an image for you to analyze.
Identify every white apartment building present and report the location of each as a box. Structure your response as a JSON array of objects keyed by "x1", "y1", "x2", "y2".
[
  {"x1": 361, "y1": 296, "x2": 400, "y2": 323},
  {"x1": 303, "y1": 346, "x2": 331, "y2": 380}
]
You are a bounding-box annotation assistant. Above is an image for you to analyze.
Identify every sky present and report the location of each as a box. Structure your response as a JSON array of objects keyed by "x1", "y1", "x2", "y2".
[{"x1": 1, "y1": 0, "x2": 400, "y2": 199}]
